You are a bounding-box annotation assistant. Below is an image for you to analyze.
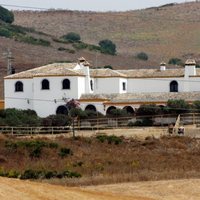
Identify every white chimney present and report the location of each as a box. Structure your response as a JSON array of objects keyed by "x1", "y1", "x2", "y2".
[
  {"x1": 160, "y1": 62, "x2": 166, "y2": 71},
  {"x1": 184, "y1": 59, "x2": 196, "y2": 77}
]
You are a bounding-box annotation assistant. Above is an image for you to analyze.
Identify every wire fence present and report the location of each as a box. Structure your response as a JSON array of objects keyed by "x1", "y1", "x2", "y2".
[{"x1": 0, "y1": 113, "x2": 200, "y2": 135}]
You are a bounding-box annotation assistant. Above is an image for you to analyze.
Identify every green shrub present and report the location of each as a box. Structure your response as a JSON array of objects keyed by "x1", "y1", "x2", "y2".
[
  {"x1": 109, "y1": 108, "x2": 128, "y2": 117},
  {"x1": 99, "y1": 39, "x2": 116, "y2": 55},
  {"x1": 96, "y1": 135, "x2": 122, "y2": 145},
  {"x1": 29, "y1": 147, "x2": 42, "y2": 158},
  {"x1": 0, "y1": 27, "x2": 12, "y2": 38},
  {"x1": 57, "y1": 47, "x2": 75, "y2": 53},
  {"x1": 167, "y1": 99, "x2": 190, "y2": 114},
  {"x1": 136, "y1": 52, "x2": 148, "y2": 61},
  {"x1": 72, "y1": 42, "x2": 88, "y2": 50},
  {"x1": 59, "y1": 147, "x2": 73, "y2": 158},
  {"x1": 17, "y1": 36, "x2": 51, "y2": 46},
  {"x1": 168, "y1": 58, "x2": 183, "y2": 65},
  {"x1": 8, "y1": 170, "x2": 20, "y2": 178},
  {"x1": 62, "y1": 32, "x2": 81, "y2": 42},
  {"x1": 2, "y1": 108, "x2": 40, "y2": 127},
  {"x1": 104, "y1": 65, "x2": 113, "y2": 69},
  {"x1": 69, "y1": 108, "x2": 88, "y2": 119},
  {"x1": 193, "y1": 101, "x2": 200, "y2": 113},
  {"x1": 0, "y1": 6, "x2": 14, "y2": 24},
  {"x1": 42, "y1": 114, "x2": 71, "y2": 126},
  {"x1": 20, "y1": 169, "x2": 41, "y2": 179},
  {"x1": 136, "y1": 104, "x2": 162, "y2": 116},
  {"x1": 87, "y1": 44, "x2": 101, "y2": 51}
]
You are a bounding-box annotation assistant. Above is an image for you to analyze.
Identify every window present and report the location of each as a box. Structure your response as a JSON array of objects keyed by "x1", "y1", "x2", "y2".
[
  {"x1": 122, "y1": 82, "x2": 126, "y2": 91},
  {"x1": 90, "y1": 80, "x2": 93, "y2": 91},
  {"x1": 170, "y1": 80, "x2": 178, "y2": 92},
  {"x1": 41, "y1": 79, "x2": 50, "y2": 90},
  {"x1": 15, "y1": 81, "x2": 23, "y2": 92},
  {"x1": 62, "y1": 79, "x2": 70, "y2": 89}
]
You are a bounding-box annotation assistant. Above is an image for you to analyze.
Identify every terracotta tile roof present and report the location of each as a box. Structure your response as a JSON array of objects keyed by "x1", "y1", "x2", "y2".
[
  {"x1": 80, "y1": 92, "x2": 200, "y2": 103},
  {"x1": 90, "y1": 68, "x2": 127, "y2": 78},
  {"x1": 4, "y1": 63, "x2": 85, "y2": 79}
]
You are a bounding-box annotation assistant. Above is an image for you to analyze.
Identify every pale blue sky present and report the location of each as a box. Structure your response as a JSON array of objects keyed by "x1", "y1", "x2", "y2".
[{"x1": 0, "y1": 0, "x2": 193, "y2": 11}]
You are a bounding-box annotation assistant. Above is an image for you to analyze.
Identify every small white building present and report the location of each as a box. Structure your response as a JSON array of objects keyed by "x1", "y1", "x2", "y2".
[{"x1": 4, "y1": 58, "x2": 200, "y2": 117}]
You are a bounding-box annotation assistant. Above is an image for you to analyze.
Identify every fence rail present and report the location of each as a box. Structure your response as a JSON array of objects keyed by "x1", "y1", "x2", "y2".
[{"x1": 0, "y1": 113, "x2": 200, "y2": 135}]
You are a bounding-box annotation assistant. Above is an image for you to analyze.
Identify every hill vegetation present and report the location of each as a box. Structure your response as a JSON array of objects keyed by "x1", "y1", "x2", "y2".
[{"x1": 0, "y1": 135, "x2": 199, "y2": 186}]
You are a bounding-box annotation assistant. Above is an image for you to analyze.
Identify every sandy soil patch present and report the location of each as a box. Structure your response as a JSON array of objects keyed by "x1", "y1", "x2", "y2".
[
  {"x1": 85, "y1": 179, "x2": 200, "y2": 200},
  {"x1": 0, "y1": 177, "x2": 150, "y2": 200}
]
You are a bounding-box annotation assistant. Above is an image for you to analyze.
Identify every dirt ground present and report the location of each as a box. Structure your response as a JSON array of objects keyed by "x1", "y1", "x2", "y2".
[
  {"x1": 27, "y1": 126, "x2": 200, "y2": 140},
  {"x1": 85, "y1": 179, "x2": 200, "y2": 200},
  {"x1": 0, "y1": 177, "x2": 150, "y2": 200},
  {"x1": 0, "y1": 177, "x2": 199, "y2": 200}
]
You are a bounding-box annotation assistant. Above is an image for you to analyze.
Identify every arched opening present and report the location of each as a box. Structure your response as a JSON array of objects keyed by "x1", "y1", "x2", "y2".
[
  {"x1": 56, "y1": 105, "x2": 68, "y2": 115},
  {"x1": 15, "y1": 81, "x2": 23, "y2": 92},
  {"x1": 106, "y1": 106, "x2": 116, "y2": 115},
  {"x1": 170, "y1": 80, "x2": 178, "y2": 92},
  {"x1": 41, "y1": 79, "x2": 50, "y2": 90},
  {"x1": 123, "y1": 106, "x2": 135, "y2": 115},
  {"x1": 85, "y1": 104, "x2": 97, "y2": 112},
  {"x1": 62, "y1": 79, "x2": 70, "y2": 89}
]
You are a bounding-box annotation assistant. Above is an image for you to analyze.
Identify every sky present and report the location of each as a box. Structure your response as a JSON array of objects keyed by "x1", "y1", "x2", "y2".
[{"x1": 0, "y1": 0, "x2": 193, "y2": 11}]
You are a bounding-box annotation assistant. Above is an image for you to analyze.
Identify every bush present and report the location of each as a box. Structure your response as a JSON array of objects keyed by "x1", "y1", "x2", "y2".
[
  {"x1": 17, "y1": 36, "x2": 51, "y2": 46},
  {"x1": 2, "y1": 108, "x2": 40, "y2": 127},
  {"x1": 42, "y1": 114, "x2": 71, "y2": 126},
  {"x1": 96, "y1": 135, "x2": 123, "y2": 145},
  {"x1": 168, "y1": 58, "x2": 183, "y2": 65},
  {"x1": 99, "y1": 39, "x2": 116, "y2": 55},
  {"x1": 136, "y1": 104, "x2": 162, "y2": 116},
  {"x1": 62, "y1": 32, "x2": 81, "y2": 42},
  {"x1": 193, "y1": 101, "x2": 200, "y2": 113},
  {"x1": 167, "y1": 99, "x2": 190, "y2": 114},
  {"x1": 104, "y1": 65, "x2": 113, "y2": 69},
  {"x1": 136, "y1": 52, "x2": 148, "y2": 61},
  {"x1": 0, "y1": 6, "x2": 14, "y2": 24},
  {"x1": 57, "y1": 47, "x2": 75, "y2": 53},
  {"x1": 72, "y1": 42, "x2": 88, "y2": 50},
  {"x1": 20, "y1": 169, "x2": 41, "y2": 179},
  {"x1": 59, "y1": 147, "x2": 73, "y2": 158},
  {"x1": 0, "y1": 27, "x2": 12, "y2": 38},
  {"x1": 69, "y1": 108, "x2": 88, "y2": 119},
  {"x1": 108, "y1": 108, "x2": 128, "y2": 117}
]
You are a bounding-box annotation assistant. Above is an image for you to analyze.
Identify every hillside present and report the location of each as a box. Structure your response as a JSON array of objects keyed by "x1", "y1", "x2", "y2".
[{"x1": 0, "y1": 2, "x2": 200, "y2": 98}]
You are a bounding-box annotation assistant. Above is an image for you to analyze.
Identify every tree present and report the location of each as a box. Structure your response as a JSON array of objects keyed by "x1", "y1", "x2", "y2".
[
  {"x1": 168, "y1": 58, "x2": 183, "y2": 65},
  {"x1": 136, "y1": 52, "x2": 148, "y2": 61},
  {"x1": 99, "y1": 39, "x2": 116, "y2": 55},
  {"x1": 0, "y1": 6, "x2": 14, "y2": 24},
  {"x1": 61, "y1": 32, "x2": 81, "y2": 42}
]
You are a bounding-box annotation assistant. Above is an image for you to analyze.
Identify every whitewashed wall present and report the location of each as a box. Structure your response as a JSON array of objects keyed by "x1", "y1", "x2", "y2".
[
  {"x1": 32, "y1": 76, "x2": 81, "y2": 117},
  {"x1": 4, "y1": 79, "x2": 33, "y2": 110},
  {"x1": 127, "y1": 78, "x2": 185, "y2": 93},
  {"x1": 94, "y1": 78, "x2": 125, "y2": 94}
]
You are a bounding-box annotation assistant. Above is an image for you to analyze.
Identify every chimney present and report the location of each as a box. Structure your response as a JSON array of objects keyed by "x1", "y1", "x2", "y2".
[
  {"x1": 184, "y1": 59, "x2": 196, "y2": 77},
  {"x1": 160, "y1": 62, "x2": 166, "y2": 71}
]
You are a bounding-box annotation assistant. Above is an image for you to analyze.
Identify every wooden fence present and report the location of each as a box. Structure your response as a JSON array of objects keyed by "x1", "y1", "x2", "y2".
[{"x1": 0, "y1": 113, "x2": 200, "y2": 135}]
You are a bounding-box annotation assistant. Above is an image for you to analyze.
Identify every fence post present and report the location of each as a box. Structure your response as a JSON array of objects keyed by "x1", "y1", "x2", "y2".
[
  {"x1": 52, "y1": 127, "x2": 54, "y2": 134},
  {"x1": 193, "y1": 113, "x2": 195, "y2": 125}
]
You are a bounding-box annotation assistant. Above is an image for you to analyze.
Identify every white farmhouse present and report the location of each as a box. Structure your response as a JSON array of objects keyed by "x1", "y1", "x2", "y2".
[{"x1": 4, "y1": 57, "x2": 200, "y2": 117}]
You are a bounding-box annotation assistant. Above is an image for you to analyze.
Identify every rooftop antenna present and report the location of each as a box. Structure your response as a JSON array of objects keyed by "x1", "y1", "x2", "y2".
[{"x1": 3, "y1": 48, "x2": 14, "y2": 75}]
